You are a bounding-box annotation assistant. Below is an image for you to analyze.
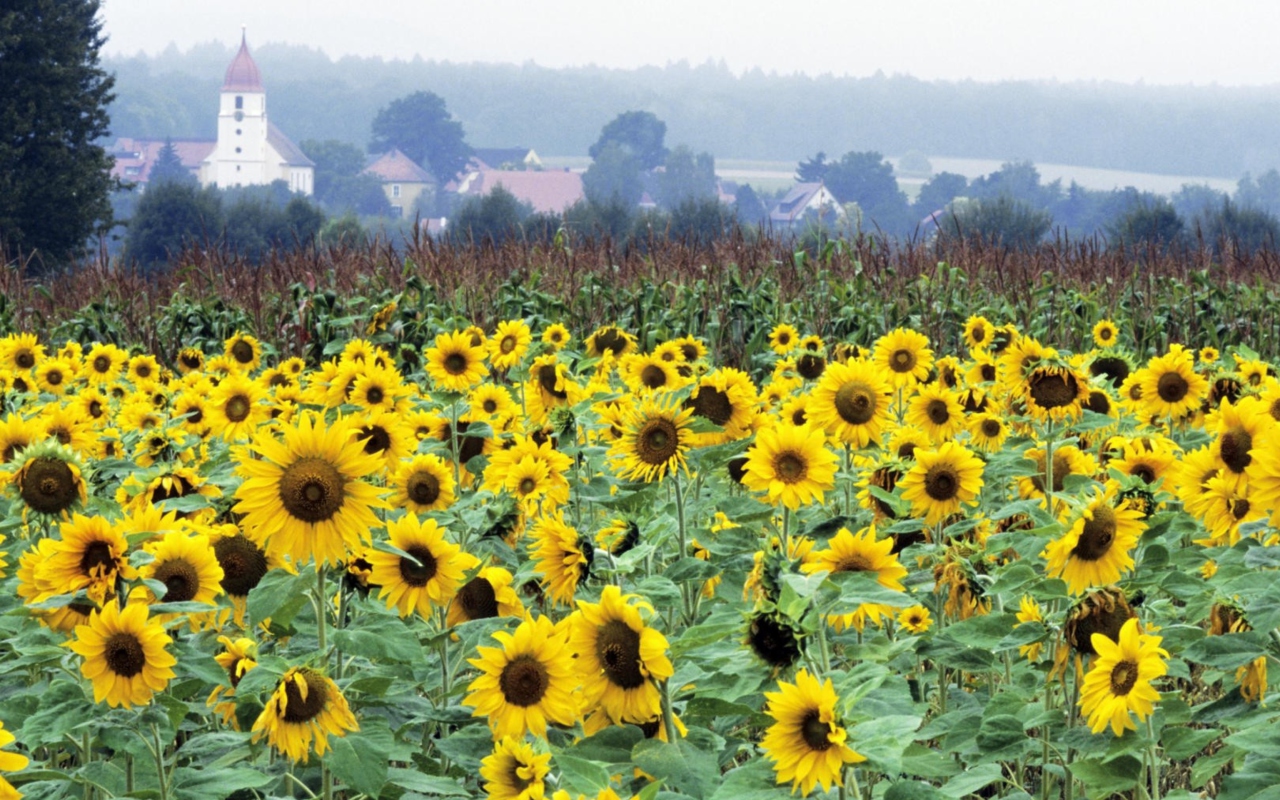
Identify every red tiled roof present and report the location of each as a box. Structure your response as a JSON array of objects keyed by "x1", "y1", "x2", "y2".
[
  {"x1": 108, "y1": 137, "x2": 215, "y2": 183},
  {"x1": 363, "y1": 149, "x2": 433, "y2": 183},
  {"x1": 223, "y1": 32, "x2": 264, "y2": 92},
  {"x1": 465, "y1": 169, "x2": 584, "y2": 214}
]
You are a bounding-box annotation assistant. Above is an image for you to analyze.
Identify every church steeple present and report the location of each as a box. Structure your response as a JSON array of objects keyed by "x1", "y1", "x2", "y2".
[{"x1": 222, "y1": 27, "x2": 263, "y2": 92}]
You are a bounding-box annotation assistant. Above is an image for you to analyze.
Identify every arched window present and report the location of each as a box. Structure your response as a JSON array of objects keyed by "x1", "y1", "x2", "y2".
[{"x1": 235, "y1": 96, "x2": 243, "y2": 110}]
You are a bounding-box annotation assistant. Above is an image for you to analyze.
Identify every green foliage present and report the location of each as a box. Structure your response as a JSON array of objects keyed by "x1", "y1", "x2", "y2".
[
  {"x1": 937, "y1": 196, "x2": 1054, "y2": 250},
  {"x1": 123, "y1": 181, "x2": 223, "y2": 271},
  {"x1": 0, "y1": 0, "x2": 116, "y2": 268},
  {"x1": 589, "y1": 110, "x2": 668, "y2": 172},
  {"x1": 368, "y1": 91, "x2": 472, "y2": 185},
  {"x1": 821, "y1": 151, "x2": 913, "y2": 235},
  {"x1": 658, "y1": 146, "x2": 717, "y2": 210},
  {"x1": 448, "y1": 186, "x2": 533, "y2": 246},
  {"x1": 301, "y1": 138, "x2": 393, "y2": 216},
  {"x1": 583, "y1": 142, "x2": 645, "y2": 207},
  {"x1": 148, "y1": 139, "x2": 196, "y2": 186}
]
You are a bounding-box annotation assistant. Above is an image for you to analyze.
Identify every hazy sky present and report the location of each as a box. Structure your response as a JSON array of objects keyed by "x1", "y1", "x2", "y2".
[{"x1": 102, "y1": 1, "x2": 1280, "y2": 86}]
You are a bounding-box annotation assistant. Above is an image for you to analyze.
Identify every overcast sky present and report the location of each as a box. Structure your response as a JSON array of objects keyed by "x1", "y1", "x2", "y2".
[{"x1": 101, "y1": 1, "x2": 1280, "y2": 86}]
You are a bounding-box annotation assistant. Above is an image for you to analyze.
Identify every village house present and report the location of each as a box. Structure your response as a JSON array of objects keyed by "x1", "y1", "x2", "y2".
[{"x1": 362, "y1": 149, "x2": 434, "y2": 218}]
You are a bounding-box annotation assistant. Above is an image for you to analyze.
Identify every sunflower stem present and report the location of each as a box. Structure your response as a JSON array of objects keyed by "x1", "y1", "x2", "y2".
[
  {"x1": 661, "y1": 678, "x2": 679, "y2": 744},
  {"x1": 673, "y1": 471, "x2": 693, "y2": 623},
  {"x1": 315, "y1": 565, "x2": 328, "y2": 662},
  {"x1": 82, "y1": 731, "x2": 93, "y2": 800},
  {"x1": 1147, "y1": 714, "x2": 1160, "y2": 800},
  {"x1": 150, "y1": 723, "x2": 168, "y2": 800},
  {"x1": 815, "y1": 617, "x2": 832, "y2": 673}
]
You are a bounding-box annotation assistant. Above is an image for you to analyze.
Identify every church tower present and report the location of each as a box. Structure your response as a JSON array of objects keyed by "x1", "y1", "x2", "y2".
[{"x1": 206, "y1": 29, "x2": 269, "y2": 188}]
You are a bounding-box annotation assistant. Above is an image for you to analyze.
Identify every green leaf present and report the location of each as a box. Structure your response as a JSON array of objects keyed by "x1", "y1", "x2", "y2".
[
  {"x1": 553, "y1": 753, "x2": 612, "y2": 795},
  {"x1": 1162, "y1": 727, "x2": 1220, "y2": 761},
  {"x1": 171, "y1": 766, "x2": 274, "y2": 800},
  {"x1": 974, "y1": 714, "x2": 1026, "y2": 758},
  {"x1": 940, "y1": 763, "x2": 1003, "y2": 797},
  {"x1": 327, "y1": 727, "x2": 390, "y2": 798},
  {"x1": 1068, "y1": 755, "x2": 1143, "y2": 797},
  {"x1": 387, "y1": 768, "x2": 469, "y2": 797},
  {"x1": 1181, "y1": 632, "x2": 1269, "y2": 669},
  {"x1": 828, "y1": 570, "x2": 912, "y2": 607},
  {"x1": 884, "y1": 781, "x2": 949, "y2": 800},
  {"x1": 1220, "y1": 757, "x2": 1280, "y2": 800},
  {"x1": 631, "y1": 738, "x2": 719, "y2": 799},
  {"x1": 247, "y1": 569, "x2": 309, "y2": 627},
  {"x1": 665, "y1": 557, "x2": 720, "y2": 583},
  {"x1": 1246, "y1": 584, "x2": 1280, "y2": 635},
  {"x1": 708, "y1": 759, "x2": 787, "y2": 800},
  {"x1": 567, "y1": 724, "x2": 644, "y2": 763}
]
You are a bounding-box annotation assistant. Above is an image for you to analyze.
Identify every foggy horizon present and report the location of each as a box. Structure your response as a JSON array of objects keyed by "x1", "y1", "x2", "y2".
[{"x1": 100, "y1": 0, "x2": 1280, "y2": 88}]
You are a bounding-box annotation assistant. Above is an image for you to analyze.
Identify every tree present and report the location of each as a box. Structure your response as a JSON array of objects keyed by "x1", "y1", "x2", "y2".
[
  {"x1": 124, "y1": 181, "x2": 223, "y2": 271},
  {"x1": 148, "y1": 139, "x2": 194, "y2": 186},
  {"x1": 967, "y1": 161, "x2": 1061, "y2": 208},
  {"x1": 1235, "y1": 169, "x2": 1280, "y2": 216},
  {"x1": 1106, "y1": 199, "x2": 1186, "y2": 252},
  {"x1": 937, "y1": 196, "x2": 1052, "y2": 250},
  {"x1": 912, "y1": 172, "x2": 968, "y2": 216},
  {"x1": 657, "y1": 146, "x2": 716, "y2": 209},
  {"x1": 1170, "y1": 183, "x2": 1227, "y2": 222},
  {"x1": 897, "y1": 151, "x2": 933, "y2": 178},
  {"x1": 589, "y1": 111, "x2": 668, "y2": 172},
  {"x1": 668, "y1": 198, "x2": 735, "y2": 248},
  {"x1": 1195, "y1": 199, "x2": 1280, "y2": 256},
  {"x1": 795, "y1": 152, "x2": 828, "y2": 183},
  {"x1": 822, "y1": 151, "x2": 912, "y2": 234},
  {"x1": 0, "y1": 0, "x2": 116, "y2": 267},
  {"x1": 449, "y1": 186, "x2": 532, "y2": 246},
  {"x1": 734, "y1": 184, "x2": 769, "y2": 225},
  {"x1": 368, "y1": 91, "x2": 472, "y2": 185},
  {"x1": 582, "y1": 142, "x2": 644, "y2": 207}
]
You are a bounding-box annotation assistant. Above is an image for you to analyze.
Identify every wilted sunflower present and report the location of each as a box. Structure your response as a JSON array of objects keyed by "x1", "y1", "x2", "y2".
[
  {"x1": 465, "y1": 614, "x2": 580, "y2": 738},
  {"x1": 746, "y1": 609, "x2": 804, "y2": 670},
  {"x1": 1078, "y1": 618, "x2": 1167, "y2": 736},
  {"x1": 1022, "y1": 363, "x2": 1090, "y2": 423},
  {"x1": 802, "y1": 525, "x2": 907, "y2": 632},
  {"x1": 367, "y1": 515, "x2": 477, "y2": 619},
  {"x1": 1139, "y1": 348, "x2": 1207, "y2": 420},
  {"x1": 390, "y1": 453, "x2": 457, "y2": 513},
  {"x1": 11, "y1": 441, "x2": 86, "y2": 518},
  {"x1": 610, "y1": 393, "x2": 693, "y2": 483},
  {"x1": 685, "y1": 368, "x2": 758, "y2": 443},
  {"x1": 206, "y1": 635, "x2": 258, "y2": 728},
  {"x1": 874, "y1": 328, "x2": 934, "y2": 388},
  {"x1": 252, "y1": 667, "x2": 358, "y2": 763},
  {"x1": 1092, "y1": 320, "x2": 1119, "y2": 348},
  {"x1": 425, "y1": 330, "x2": 490, "y2": 393},
  {"x1": 585, "y1": 325, "x2": 637, "y2": 358},
  {"x1": 223, "y1": 332, "x2": 263, "y2": 373},
  {"x1": 70, "y1": 601, "x2": 176, "y2": 708},
  {"x1": 482, "y1": 736, "x2": 552, "y2": 800},
  {"x1": 530, "y1": 511, "x2": 591, "y2": 607},
  {"x1": 233, "y1": 412, "x2": 388, "y2": 568},
  {"x1": 568, "y1": 585, "x2": 673, "y2": 725},
  {"x1": 490, "y1": 319, "x2": 533, "y2": 371},
  {"x1": 741, "y1": 423, "x2": 838, "y2": 510},
  {"x1": 37, "y1": 514, "x2": 135, "y2": 605},
  {"x1": 897, "y1": 441, "x2": 985, "y2": 525},
  {"x1": 1043, "y1": 487, "x2": 1145, "y2": 594},
  {"x1": 446, "y1": 565, "x2": 525, "y2": 627},
  {"x1": 809, "y1": 359, "x2": 893, "y2": 447},
  {"x1": 761, "y1": 669, "x2": 865, "y2": 795}
]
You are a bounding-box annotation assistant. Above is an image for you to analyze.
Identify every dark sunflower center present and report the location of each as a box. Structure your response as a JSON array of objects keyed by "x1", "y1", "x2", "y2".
[
  {"x1": 980, "y1": 364, "x2": 996, "y2": 382},
  {"x1": 890, "y1": 349, "x2": 915, "y2": 373},
  {"x1": 636, "y1": 418, "x2": 680, "y2": 466},
  {"x1": 1109, "y1": 660, "x2": 1138, "y2": 696},
  {"x1": 1072, "y1": 506, "x2": 1117, "y2": 561},
  {"x1": 483, "y1": 399, "x2": 498, "y2": 414},
  {"x1": 181, "y1": 353, "x2": 202, "y2": 369},
  {"x1": 1031, "y1": 452, "x2": 1073, "y2": 494},
  {"x1": 971, "y1": 324, "x2": 987, "y2": 343},
  {"x1": 93, "y1": 355, "x2": 112, "y2": 373},
  {"x1": 640, "y1": 364, "x2": 667, "y2": 389},
  {"x1": 499, "y1": 655, "x2": 550, "y2": 706},
  {"x1": 1028, "y1": 371, "x2": 1078, "y2": 409},
  {"x1": 834, "y1": 380, "x2": 876, "y2": 425},
  {"x1": 790, "y1": 408, "x2": 807, "y2": 427},
  {"x1": 798, "y1": 354, "x2": 826, "y2": 380},
  {"x1": 225, "y1": 395, "x2": 251, "y2": 423},
  {"x1": 16, "y1": 351, "x2": 34, "y2": 370},
  {"x1": 80, "y1": 541, "x2": 116, "y2": 576},
  {"x1": 398, "y1": 545, "x2": 439, "y2": 586},
  {"x1": 981, "y1": 419, "x2": 1002, "y2": 438},
  {"x1": 154, "y1": 558, "x2": 200, "y2": 602},
  {"x1": 21, "y1": 456, "x2": 77, "y2": 514},
  {"x1": 596, "y1": 619, "x2": 645, "y2": 689},
  {"x1": 88, "y1": 399, "x2": 104, "y2": 418},
  {"x1": 594, "y1": 328, "x2": 627, "y2": 355},
  {"x1": 443, "y1": 352, "x2": 468, "y2": 375},
  {"x1": 281, "y1": 670, "x2": 329, "y2": 723},
  {"x1": 518, "y1": 477, "x2": 537, "y2": 495},
  {"x1": 104, "y1": 633, "x2": 146, "y2": 678},
  {"x1": 278, "y1": 457, "x2": 346, "y2": 523},
  {"x1": 214, "y1": 535, "x2": 269, "y2": 596},
  {"x1": 227, "y1": 658, "x2": 249, "y2": 688},
  {"x1": 689, "y1": 388, "x2": 733, "y2": 426},
  {"x1": 777, "y1": 332, "x2": 792, "y2": 346},
  {"x1": 836, "y1": 554, "x2": 871, "y2": 573},
  {"x1": 46, "y1": 369, "x2": 63, "y2": 385},
  {"x1": 187, "y1": 406, "x2": 204, "y2": 425},
  {"x1": 408, "y1": 471, "x2": 441, "y2": 505},
  {"x1": 538, "y1": 364, "x2": 568, "y2": 399},
  {"x1": 1220, "y1": 429, "x2": 1253, "y2": 474},
  {"x1": 800, "y1": 710, "x2": 834, "y2": 751},
  {"x1": 1085, "y1": 391, "x2": 1111, "y2": 415},
  {"x1": 1090, "y1": 356, "x2": 1131, "y2": 387},
  {"x1": 230, "y1": 341, "x2": 255, "y2": 364},
  {"x1": 748, "y1": 613, "x2": 800, "y2": 668},
  {"x1": 366, "y1": 387, "x2": 384, "y2": 405},
  {"x1": 1156, "y1": 372, "x2": 1188, "y2": 403},
  {"x1": 1131, "y1": 464, "x2": 1157, "y2": 484},
  {"x1": 924, "y1": 465, "x2": 960, "y2": 501},
  {"x1": 500, "y1": 336, "x2": 517, "y2": 354},
  {"x1": 1099, "y1": 327, "x2": 1114, "y2": 341},
  {"x1": 360, "y1": 425, "x2": 392, "y2": 455},
  {"x1": 774, "y1": 452, "x2": 807, "y2": 483},
  {"x1": 1232, "y1": 498, "x2": 1251, "y2": 520},
  {"x1": 896, "y1": 442, "x2": 917, "y2": 460},
  {"x1": 51, "y1": 427, "x2": 71, "y2": 446},
  {"x1": 925, "y1": 399, "x2": 950, "y2": 425},
  {"x1": 457, "y1": 576, "x2": 499, "y2": 619}
]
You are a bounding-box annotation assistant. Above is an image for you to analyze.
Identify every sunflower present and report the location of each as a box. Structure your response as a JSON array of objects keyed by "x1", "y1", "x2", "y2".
[
  {"x1": 1194, "y1": 474, "x2": 1260, "y2": 546},
  {"x1": 0, "y1": 413, "x2": 37, "y2": 470},
  {"x1": 173, "y1": 346, "x2": 205, "y2": 375},
  {"x1": 898, "y1": 605, "x2": 933, "y2": 634},
  {"x1": 348, "y1": 363, "x2": 407, "y2": 414},
  {"x1": 37, "y1": 514, "x2": 135, "y2": 605},
  {"x1": 761, "y1": 669, "x2": 865, "y2": 795},
  {"x1": 1042, "y1": 486, "x2": 1146, "y2": 594},
  {"x1": 610, "y1": 393, "x2": 693, "y2": 483},
  {"x1": 874, "y1": 328, "x2": 934, "y2": 388},
  {"x1": 802, "y1": 525, "x2": 907, "y2": 632},
  {"x1": 390, "y1": 453, "x2": 457, "y2": 513},
  {"x1": 489, "y1": 319, "x2": 533, "y2": 371},
  {"x1": 530, "y1": 511, "x2": 591, "y2": 607},
  {"x1": 596, "y1": 518, "x2": 641, "y2": 557},
  {"x1": 1015, "y1": 596, "x2": 1045, "y2": 661},
  {"x1": 35, "y1": 358, "x2": 73, "y2": 395},
  {"x1": 1140, "y1": 348, "x2": 1207, "y2": 420},
  {"x1": 252, "y1": 667, "x2": 358, "y2": 762},
  {"x1": 223, "y1": 332, "x2": 263, "y2": 373},
  {"x1": 585, "y1": 326, "x2": 637, "y2": 358},
  {"x1": 567, "y1": 585, "x2": 672, "y2": 725},
  {"x1": 353, "y1": 409, "x2": 416, "y2": 470},
  {"x1": 210, "y1": 531, "x2": 272, "y2": 620},
  {"x1": 368, "y1": 515, "x2": 477, "y2": 619},
  {"x1": 425, "y1": 330, "x2": 490, "y2": 393},
  {"x1": 233, "y1": 412, "x2": 388, "y2": 568},
  {"x1": 1, "y1": 332, "x2": 43, "y2": 372},
  {"x1": 1079, "y1": 618, "x2": 1168, "y2": 736},
  {"x1": 469, "y1": 384, "x2": 519, "y2": 424},
  {"x1": 1109, "y1": 437, "x2": 1179, "y2": 489},
  {"x1": 11, "y1": 441, "x2": 86, "y2": 518},
  {"x1": 0, "y1": 718, "x2": 29, "y2": 788},
  {"x1": 746, "y1": 610, "x2": 804, "y2": 671},
  {"x1": 768, "y1": 323, "x2": 800, "y2": 354},
  {"x1": 526, "y1": 354, "x2": 580, "y2": 424},
  {"x1": 962, "y1": 315, "x2": 993, "y2": 351},
  {"x1": 808, "y1": 359, "x2": 893, "y2": 447},
  {"x1": 897, "y1": 441, "x2": 985, "y2": 525},
  {"x1": 465, "y1": 614, "x2": 581, "y2": 738},
  {"x1": 906, "y1": 384, "x2": 965, "y2": 442},
  {"x1": 208, "y1": 373, "x2": 269, "y2": 441},
  {"x1": 482, "y1": 736, "x2": 552, "y2": 800},
  {"x1": 685, "y1": 368, "x2": 758, "y2": 442},
  {"x1": 446, "y1": 565, "x2": 525, "y2": 627},
  {"x1": 741, "y1": 423, "x2": 838, "y2": 510},
  {"x1": 69, "y1": 602, "x2": 176, "y2": 708},
  {"x1": 624, "y1": 354, "x2": 685, "y2": 394},
  {"x1": 541, "y1": 323, "x2": 571, "y2": 350},
  {"x1": 1017, "y1": 444, "x2": 1099, "y2": 504},
  {"x1": 967, "y1": 412, "x2": 1009, "y2": 453},
  {"x1": 1092, "y1": 320, "x2": 1120, "y2": 348},
  {"x1": 1022, "y1": 363, "x2": 1090, "y2": 423},
  {"x1": 206, "y1": 635, "x2": 258, "y2": 728}
]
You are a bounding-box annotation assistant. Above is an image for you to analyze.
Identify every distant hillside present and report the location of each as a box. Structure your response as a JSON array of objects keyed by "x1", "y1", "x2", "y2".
[{"x1": 106, "y1": 43, "x2": 1280, "y2": 180}]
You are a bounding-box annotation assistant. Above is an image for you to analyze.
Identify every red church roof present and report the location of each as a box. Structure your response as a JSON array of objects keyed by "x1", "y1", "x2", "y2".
[{"x1": 223, "y1": 31, "x2": 264, "y2": 92}]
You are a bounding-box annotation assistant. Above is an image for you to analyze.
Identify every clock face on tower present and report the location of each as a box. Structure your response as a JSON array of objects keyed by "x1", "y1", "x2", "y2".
[{"x1": 234, "y1": 110, "x2": 244, "y2": 122}]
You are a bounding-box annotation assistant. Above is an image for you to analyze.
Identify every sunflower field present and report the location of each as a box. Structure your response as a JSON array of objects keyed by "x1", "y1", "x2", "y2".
[{"x1": 1, "y1": 300, "x2": 1280, "y2": 800}]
